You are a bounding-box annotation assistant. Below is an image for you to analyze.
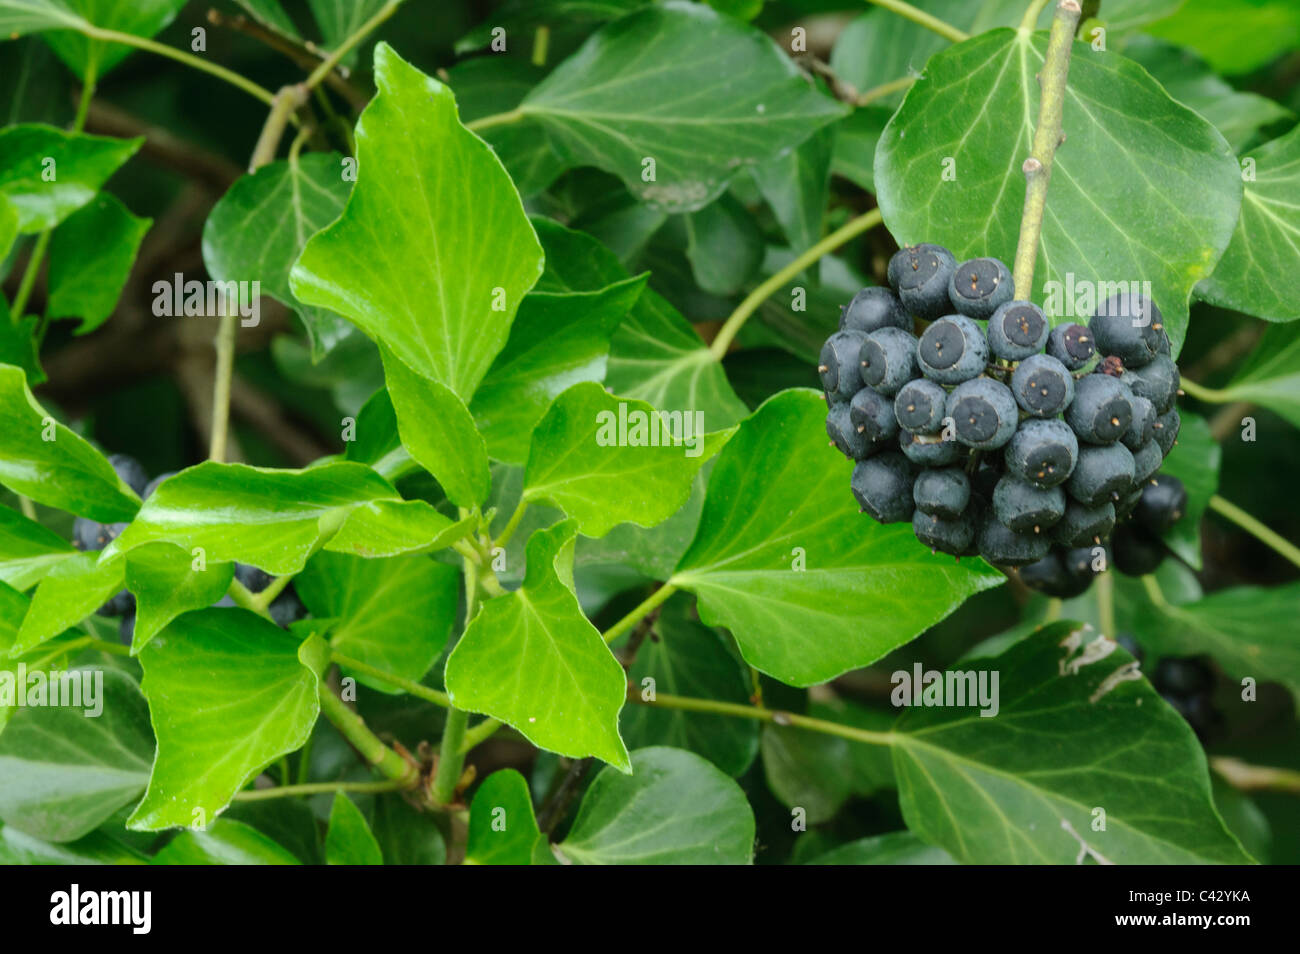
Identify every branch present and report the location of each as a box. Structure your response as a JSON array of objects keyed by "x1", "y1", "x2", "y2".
[
  {"x1": 1011, "y1": 0, "x2": 1083, "y2": 301},
  {"x1": 317, "y1": 684, "x2": 419, "y2": 787},
  {"x1": 83, "y1": 100, "x2": 242, "y2": 191}
]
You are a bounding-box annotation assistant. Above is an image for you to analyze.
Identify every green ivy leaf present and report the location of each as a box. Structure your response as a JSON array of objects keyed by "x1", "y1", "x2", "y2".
[
  {"x1": 0, "y1": 194, "x2": 17, "y2": 260},
  {"x1": 0, "y1": 820, "x2": 146, "y2": 863},
  {"x1": 465, "y1": 768, "x2": 542, "y2": 865},
  {"x1": 372, "y1": 795, "x2": 445, "y2": 865},
  {"x1": 751, "y1": 127, "x2": 832, "y2": 262},
  {"x1": 619, "y1": 595, "x2": 758, "y2": 776},
  {"x1": 0, "y1": 668, "x2": 153, "y2": 842},
  {"x1": 523, "y1": 382, "x2": 730, "y2": 537},
  {"x1": 683, "y1": 194, "x2": 764, "y2": 297},
  {"x1": 129, "y1": 608, "x2": 321, "y2": 831},
  {"x1": 324, "y1": 500, "x2": 475, "y2": 559},
  {"x1": 325, "y1": 792, "x2": 382, "y2": 865},
  {"x1": 445, "y1": 520, "x2": 630, "y2": 770},
  {"x1": 1157, "y1": 411, "x2": 1218, "y2": 569},
  {"x1": 0, "y1": 581, "x2": 26, "y2": 653},
  {"x1": 151, "y1": 818, "x2": 300, "y2": 865},
  {"x1": 1197, "y1": 125, "x2": 1300, "y2": 322},
  {"x1": 103, "y1": 460, "x2": 398, "y2": 576},
  {"x1": 874, "y1": 29, "x2": 1242, "y2": 354},
  {"x1": 124, "y1": 543, "x2": 234, "y2": 653},
  {"x1": 892, "y1": 623, "x2": 1254, "y2": 863},
  {"x1": 554, "y1": 746, "x2": 754, "y2": 863},
  {"x1": 10, "y1": 551, "x2": 124, "y2": 655},
  {"x1": 1145, "y1": 0, "x2": 1300, "y2": 76},
  {"x1": 1215, "y1": 323, "x2": 1300, "y2": 426},
  {"x1": 0, "y1": 504, "x2": 75, "y2": 592},
  {"x1": 605, "y1": 288, "x2": 750, "y2": 428},
  {"x1": 297, "y1": 551, "x2": 459, "y2": 693},
  {"x1": 447, "y1": 57, "x2": 566, "y2": 198},
  {"x1": 519, "y1": 2, "x2": 848, "y2": 213},
  {"x1": 38, "y1": 0, "x2": 189, "y2": 77},
  {"x1": 203, "y1": 153, "x2": 353, "y2": 358},
  {"x1": 470, "y1": 220, "x2": 648, "y2": 463},
  {"x1": 455, "y1": 0, "x2": 642, "y2": 54},
  {"x1": 380, "y1": 348, "x2": 491, "y2": 508},
  {"x1": 0, "y1": 364, "x2": 141, "y2": 520},
  {"x1": 233, "y1": 0, "x2": 299, "y2": 38},
  {"x1": 0, "y1": 124, "x2": 141, "y2": 233},
  {"x1": 1147, "y1": 583, "x2": 1300, "y2": 706},
  {"x1": 671, "y1": 390, "x2": 1003, "y2": 687},
  {"x1": 307, "y1": 0, "x2": 385, "y2": 65},
  {"x1": 45, "y1": 192, "x2": 150, "y2": 335},
  {"x1": 804, "y1": 830, "x2": 957, "y2": 865},
  {"x1": 292, "y1": 43, "x2": 544, "y2": 402}
]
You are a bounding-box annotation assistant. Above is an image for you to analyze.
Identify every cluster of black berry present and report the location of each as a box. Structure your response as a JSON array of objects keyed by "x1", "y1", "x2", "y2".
[
  {"x1": 1118, "y1": 636, "x2": 1221, "y2": 740},
  {"x1": 819, "y1": 243, "x2": 1187, "y2": 594},
  {"x1": 73, "y1": 454, "x2": 307, "y2": 644}
]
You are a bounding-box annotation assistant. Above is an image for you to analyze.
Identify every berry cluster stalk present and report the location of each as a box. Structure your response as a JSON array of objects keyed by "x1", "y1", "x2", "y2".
[{"x1": 1011, "y1": 0, "x2": 1083, "y2": 301}]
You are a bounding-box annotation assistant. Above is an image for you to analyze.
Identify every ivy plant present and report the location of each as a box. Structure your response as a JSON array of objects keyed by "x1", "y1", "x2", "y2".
[{"x1": 0, "y1": 0, "x2": 1298, "y2": 867}]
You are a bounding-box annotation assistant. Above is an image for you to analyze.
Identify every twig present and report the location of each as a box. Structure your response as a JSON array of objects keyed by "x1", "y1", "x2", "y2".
[
  {"x1": 1011, "y1": 0, "x2": 1083, "y2": 301},
  {"x1": 84, "y1": 100, "x2": 242, "y2": 191},
  {"x1": 536, "y1": 758, "x2": 592, "y2": 835}
]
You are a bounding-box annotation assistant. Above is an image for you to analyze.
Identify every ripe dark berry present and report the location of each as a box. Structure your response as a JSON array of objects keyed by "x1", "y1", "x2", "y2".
[
  {"x1": 142, "y1": 471, "x2": 177, "y2": 499},
  {"x1": 819, "y1": 330, "x2": 870, "y2": 403},
  {"x1": 270, "y1": 586, "x2": 308, "y2": 627},
  {"x1": 235, "y1": 562, "x2": 275, "y2": 594},
  {"x1": 912, "y1": 508, "x2": 976, "y2": 555},
  {"x1": 894, "y1": 378, "x2": 947, "y2": 434},
  {"x1": 1115, "y1": 485, "x2": 1144, "y2": 520},
  {"x1": 1054, "y1": 499, "x2": 1116, "y2": 547},
  {"x1": 976, "y1": 512, "x2": 1050, "y2": 566},
  {"x1": 108, "y1": 453, "x2": 150, "y2": 496},
  {"x1": 841, "y1": 286, "x2": 912, "y2": 335},
  {"x1": 917, "y1": 314, "x2": 988, "y2": 384},
  {"x1": 1152, "y1": 656, "x2": 1213, "y2": 697},
  {"x1": 946, "y1": 377, "x2": 1018, "y2": 450},
  {"x1": 1123, "y1": 354, "x2": 1179, "y2": 415},
  {"x1": 73, "y1": 517, "x2": 105, "y2": 552},
  {"x1": 899, "y1": 429, "x2": 962, "y2": 466},
  {"x1": 987, "y1": 300, "x2": 1048, "y2": 360},
  {"x1": 1065, "y1": 442, "x2": 1135, "y2": 507},
  {"x1": 1122, "y1": 395, "x2": 1156, "y2": 451},
  {"x1": 1066, "y1": 373, "x2": 1133, "y2": 444},
  {"x1": 98, "y1": 589, "x2": 135, "y2": 617},
  {"x1": 1153, "y1": 409, "x2": 1180, "y2": 456},
  {"x1": 851, "y1": 452, "x2": 915, "y2": 524},
  {"x1": 993, "y1": 476, "x2": 1065, "y2": 533},
  {"x1": 859, "y1": 327, "x2": 918, "y2": 396},
  {"x1": 913, "y1": 467, "x2": 970, "y2": 519},
  {"x1": 1004, "y1": 419, "x2": 1077, "y2": 490},
  {"x1": 889, "y1": 244, "x2": 957, "y2": 320},
  {"x1": 1111, "y1": 523, "x2": 1166, "y2": 576},
  {"x1": 1045, "y1": 322, "x2": 1095, "y2": 370},
  {"x1": 849, "y1": 386, "x2": 899, "y2": 443},
  {"x1": 1018, "y1": 549, "x2": 1092, "y2": 598},
  {"x1": 120, "y1": 609, "x2": 136, "y2": 646},
  {"x1": 948, "y1": 257, "x2": 1012, "y2": 320},
  {"x1": 1089, "y1": 291, "x2": 1163, "y2": 369},
  {"x1": 1133, "y1": 474, "x2": 1187, "y2": 535},
  {"x1": 1011, "y1": 353, "x2": 1074, "y2": 418},
  {"x1": 1062, "y1": 543, "x2": 1109, "y2": 581},
  {"x1": 827, "y1": 403, "x2": 872, "y2": 459},
  {"x1": 1131, "y1": 439, "x2": 1162, "y2": 485}
]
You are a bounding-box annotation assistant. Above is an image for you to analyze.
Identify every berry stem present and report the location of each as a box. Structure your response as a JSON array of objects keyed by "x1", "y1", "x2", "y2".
[
  {"x1": 709, "y1": 208, "x2": 884, "y2": 360},
  {"x1": 1011, "y1": 0, "x2": 1083, "y2": 302},
  {"x1": 331, "y1": 650, "x2": 452, "y2": 708},
  {"x1": 1207, "y1": 494, "x2": 1300, "y2": 570},
  {"x1": 864, "y1": 0, "x2": 969, "y2": 43},
  {"x1": 856, "y1": 75, "x2": 916, "y2": 107},
  {"x1": 1176, "y1": 377, "x2": 1228, "y2": 403}
]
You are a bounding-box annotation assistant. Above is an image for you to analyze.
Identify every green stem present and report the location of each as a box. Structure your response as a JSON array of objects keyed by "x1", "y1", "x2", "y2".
[
  {"x1": 867, "y1": 0, "x2": 968, "y2": 42},
  {"x1": 1095, "y1": 568, "x2": 1115, "y2": 636},
  {"x1": 317, "y1": 684, "x2": 417, "y2": 785},
  {"x1": 1178, "y1": 378, "x2": 1228, "y2": 403},
  {"x1": 495, "y1": 500, "x2": 529, "y2": 549},
  {"x1": 305, "y1": 0, "x2": 405, "y2": 92},
  {"x1": 459, "y1": 717, "x2": 502, "y2": 754},
  {"x1": 465, "y1": 108, "x2": 526, "y2": 133},
  {"x1": 602, "y1": 583, "x2": 678, "y2": 645},
  {"x1": 1208, "y1": 494, "x2": 1300, "y2": 570},
  {"x1": 1018, "y1": 0, "x2": 1055, "y2": 32},
  {"x1": 532, "y1": 25, "x2": 550, "y2": 67},
  {"x1": 431, "y1": 707, "x2": 469, "y2": 805},
  {"x1": 296, "y1": 729, "x2": 315, "y2": 785},
  {"x1": 87, "y1": 637, "x2": 130, "y2": 657},
  {"x1": 234, "y1": 778, "x2": 411, "y2": 801},
  {"x1": 10, "y1": 230, "x2": 51, "y2": 321},
  {"x1": 1211, "y1": 757, "x2": 1300, "y2": 795},
  {"x1": 1044, "y1": 597, "x2": 1063, "y2": 621},
  {"x1": 636, "y1": 691, "x2": 896, "y2": 747},
  {"x1": 856, "y1": 75, "x2": 915, "y2": 106},
  {"x1": 1011, "y1": 0, "x2": 1082, "y2": 300},
  {"x1": 250, "y1": 574, "x2": 294, "y2": 612},
  {"x1": 709, "y1": 208, "x2": 884, "y2": 360},
  {"x1": 17, "y1": 496, "x2": 36, "y2": 520},
  {"x1": 1142, "y1": 573, "x2": 1173, "y2": 612},
  {"x1": 331, "y1": 650, "x2": 451, "y2": 707},
  {"x1": 227, "y1": 578, "x2": 273, "y2": 619},
  {"x1": 83, "y1": 26, "x2": 278, "y2": 106}
]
